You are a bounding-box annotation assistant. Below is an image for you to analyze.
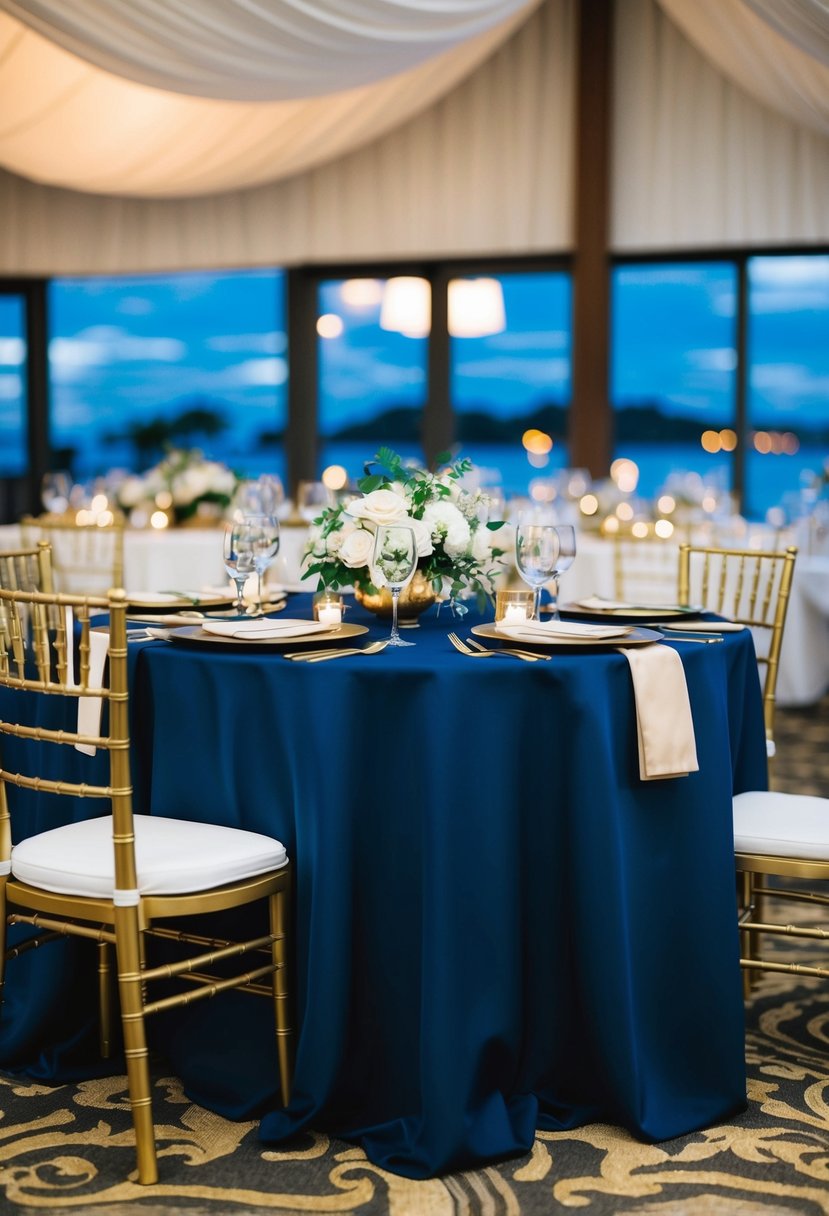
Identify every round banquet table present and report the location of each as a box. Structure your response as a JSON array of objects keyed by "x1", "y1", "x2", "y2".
[{"x1": 0, "y1": 595, "x2": 768, "y2": 1179}]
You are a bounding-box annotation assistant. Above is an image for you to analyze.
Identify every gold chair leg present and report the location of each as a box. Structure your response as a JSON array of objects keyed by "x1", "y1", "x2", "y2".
[
  {"x1": 98, "y1": 941, "x2": 113, "y2": 1059},
  {"x1": 270, "y1": 886, "x2": 294, "y2": 1107},
  {"x1": 114, "y1": 907, "x2": 158, "y2": 1185},
  {"x1": 738, "y1": 870, "x2": 756, "y2": 999},
  {"x1": 0, "y1": 878, "x2": 7, "y2": 1008}
]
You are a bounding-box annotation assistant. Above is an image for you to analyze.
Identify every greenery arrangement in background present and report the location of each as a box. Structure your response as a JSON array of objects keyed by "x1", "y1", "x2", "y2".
[{"x1": 116, "y1": 448, "x2": 238, "y2": 524}]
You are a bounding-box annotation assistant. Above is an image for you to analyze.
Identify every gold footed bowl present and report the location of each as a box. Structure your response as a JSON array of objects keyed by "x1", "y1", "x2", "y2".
[{"x1": 354, "y1": 571, "x2": 437, "y2": 624}]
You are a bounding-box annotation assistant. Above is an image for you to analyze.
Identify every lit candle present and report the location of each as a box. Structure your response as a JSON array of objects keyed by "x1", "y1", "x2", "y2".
[
  {"x1": 502, "y1": 603, "x2": 528, "y2": 624},
  {"x1": 317, "y1": 603, "x2": 342, "y2": 625}
]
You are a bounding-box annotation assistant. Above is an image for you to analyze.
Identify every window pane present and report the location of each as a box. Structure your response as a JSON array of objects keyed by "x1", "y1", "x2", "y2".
[
  {"x1": 317, "y1": 278, "x2": 427, "y2": 479},
  {"x1": 49, "y1": 269, "x2": 286, "y2": 483},
  {"x1": 451, "y1": 272, "x2": 571, "y2": 496},
  {"x1": 611, "y1": 263, "x2": 738, "y2": 501},
  {"x1": 746, "y1": 254, "x2": 829, "y2": 521},
  {"x1": 0, "y1": 294, "x2": 27, "y2": 478}
]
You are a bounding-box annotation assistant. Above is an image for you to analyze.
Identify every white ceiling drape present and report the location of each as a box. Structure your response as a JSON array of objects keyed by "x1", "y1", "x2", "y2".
[
  {"x1": 657, "y1": 0, "x2": 829, "y2": 136},
  {"x1": 0, "y1": 0, "x2": 825, "y2": 273},
  {"x1": 614, "y1": 0, "x2": 829, "y2": 248},
  {"x1": 0, "y1": 0, "x2": 573, "y2": 273},
  {"x1": 0, "y1": 0, "x2": 535, "y2": 99},
  {"x1": 0, "y1": 2, "x2": 539, "y2": 197},
  {"x1": 742, "y1": 0, "x2": 829, "y2": 66}
]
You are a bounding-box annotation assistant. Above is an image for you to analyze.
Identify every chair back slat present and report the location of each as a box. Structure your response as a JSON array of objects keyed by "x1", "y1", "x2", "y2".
[
  {"x1": 611, "y1": 534, "x2": 678, "y2": 603},
  {"x1": 678, "y1": 544, "x2": 797, "y2": 744},
  {"x1": 20, "y1": 516, "x2": 125, "y2": 595},
  {"x1": 0, "y1": 585, "x2": 136, "y2": 891}
]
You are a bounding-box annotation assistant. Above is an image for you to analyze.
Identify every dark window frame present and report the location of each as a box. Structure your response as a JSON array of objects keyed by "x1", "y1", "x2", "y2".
[{"x1": 3, "y1": 244, "x2": 826, "y2": 520}]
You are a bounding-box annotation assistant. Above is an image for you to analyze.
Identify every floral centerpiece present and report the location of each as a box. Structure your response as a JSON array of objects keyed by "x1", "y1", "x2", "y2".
[
  {"x1": 116, "y1": 448, "x2": 238, "y2": 526},
  {"x1": 302, "y1": 448, "x2": 507, "y2": 614}
]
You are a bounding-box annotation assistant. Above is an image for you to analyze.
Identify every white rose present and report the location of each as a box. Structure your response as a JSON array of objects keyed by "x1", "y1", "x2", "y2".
[
  {"x1": 339, "y1": 528, "x2": 375, "y2": 569},
  {"x1": 326, "y1": 520, "x2": 354, "y2": 556},
  {"x1": 347, "y1": 488, "x2": 409, "y2": 527},
  {"x1": 173, "y1": 465, "x2": 213, "y2": 505},
  {"x1": 210, "y1": 466, "x2": 236, "y2": 496},
  {"x1": 118, "y1": 475, "x2": 147, "y2": 508},
  {"x1": 444, "y1": 523, "x2": 472, "y2": 559},
  {"x1": 409, "y1": 515, "x2": 434, "y2": 558},
  {"x1": 423, "y1": 501, "x2": 470, "y2": 551},
  {"x1": 471, "y1": 527, "x2": 493, "y2": 563}
]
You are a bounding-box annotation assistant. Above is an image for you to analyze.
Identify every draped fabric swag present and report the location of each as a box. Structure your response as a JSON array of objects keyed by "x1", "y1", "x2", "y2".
[
  {"x1": 0, "y1": 0, "x2": 826, "y2": 276},
  {"x1": 0, "y1": 0, "x2": 537, "y2": 99},
  {"x1": 0, "y1": 4, "x2": 539, "y2": 197},
  {"x1": 0, "y1": 0, "x2": 573, "y2": 274},
  {"x1": 614, "y1": 0, "x2": 829, "y2": 249},
  {"x1": 657, "y1": 0, "x2": 829, "y2": 135}
]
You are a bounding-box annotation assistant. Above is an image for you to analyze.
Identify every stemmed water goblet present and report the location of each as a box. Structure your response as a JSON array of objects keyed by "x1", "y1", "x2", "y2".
[
  {"x1": 222, "y1": 519, "x2": 259, "y2": 617},
  {"x1": 372, "y1": 524, "x2": 417, "y2": 648},
  {"x1": 245, "y1": 512, "x2": 281, "y2": 613},
  {"x1": 547, "y1": 525, "x2": 576, "y2": 619},
  {"x1": 515, "y1": 516, "x2": 561, "y2": 620}
]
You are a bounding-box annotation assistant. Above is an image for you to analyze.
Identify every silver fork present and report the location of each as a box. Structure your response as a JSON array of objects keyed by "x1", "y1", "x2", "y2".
[
  {"x1": 466, "y1": 637, "x2": 550, "y2": 662},
  {"x1": 286, "y1": 639, "x2": 390, "y2": 662},
  {"x1": 447, "y1": 633, "x2": 542, "y2": 663}
]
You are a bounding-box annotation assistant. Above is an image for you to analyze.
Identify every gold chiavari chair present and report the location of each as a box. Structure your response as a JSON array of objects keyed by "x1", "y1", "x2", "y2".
[
  {"x1": 20, "y1": 514, "x2": 125, "y2": 594},
  {"x1": 610, "y1": 532, "x2": 679, "y2": 604},
  {"x1": 732, "y1": 789, "x2": 829, "y2": 985},
  {"x1": 0, "y1": 543, "x2": 54, "y2": 594},
  {"x1": 679, "y1": 544, "x2": 798, "y2": 997},
  {"x1": 0, "y1": 585, "x2": 293, "y2": 1185},
  {"x1": 678, "y1": 544, "x2": 797, "y2": 762}
]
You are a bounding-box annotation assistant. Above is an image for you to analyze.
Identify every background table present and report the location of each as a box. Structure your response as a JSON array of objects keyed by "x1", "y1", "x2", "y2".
[{"x1": 0, "y1": 596, "x2": 768, "y2": 1178}]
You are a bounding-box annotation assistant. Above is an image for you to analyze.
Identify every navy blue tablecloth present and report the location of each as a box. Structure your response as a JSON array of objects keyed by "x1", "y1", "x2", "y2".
[{"x1": 0, "y1": 596, "x2": 768, "y2": 1177}]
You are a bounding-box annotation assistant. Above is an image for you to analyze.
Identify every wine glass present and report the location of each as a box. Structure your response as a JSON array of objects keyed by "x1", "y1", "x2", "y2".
[
  {"x1": 548, "y1": 525, "x2": 577, "y2": 619},
  {"x1": 515, "y1": 516, "x2": 561, "y2": 620},
  {"x1": 246, "y1": 512, "x2": 281, "y2": 613},
  {"x1": 41, "y1": 471, "x2": 72, "y2": 515},
  {"x1": 222, "y1": 520, "x2": 259, "y2": 617},
  {"x1": 296, "y1": 481, "x2": 334, "y2": 522},
  {"x1": 372, "y1": 524, "x2": 417, "y2": 648}
]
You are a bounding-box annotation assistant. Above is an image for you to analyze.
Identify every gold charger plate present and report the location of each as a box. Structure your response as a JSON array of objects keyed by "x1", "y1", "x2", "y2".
[
  {"x1": 472, "y1": 623, "x2": 663, "y2": 650},
  {"x1": 556, "y1": 602, "x2": 703, "y2": 623},
  {"x1": 167, "y1": 622, "x2": 369, "y2": 649}
]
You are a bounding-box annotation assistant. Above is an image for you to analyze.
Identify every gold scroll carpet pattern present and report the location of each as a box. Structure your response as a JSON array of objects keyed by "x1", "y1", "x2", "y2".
[{"x1": 1, "y1": 698, "x2": 827, "y2": 1216}]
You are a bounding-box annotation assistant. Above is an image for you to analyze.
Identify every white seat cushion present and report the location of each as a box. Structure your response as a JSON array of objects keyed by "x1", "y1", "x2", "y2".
[
  {"x1": 733, "y1": 790, "x2": 829, "y2": 861},
  {"x1": 11, "y1": 814, "x2": 288, "y2": 899}
]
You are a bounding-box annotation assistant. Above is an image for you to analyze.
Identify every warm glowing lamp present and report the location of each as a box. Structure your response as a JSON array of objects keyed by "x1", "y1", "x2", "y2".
[
  {"x1": 448, "y1": 278, "x2": 506, "y2": 338},
  {"x1": 379, "y1": 277, "x2": 431, "y2": 338},
  {"x1": 380, "y1": 276, "x2": 507, "y2": 339}
]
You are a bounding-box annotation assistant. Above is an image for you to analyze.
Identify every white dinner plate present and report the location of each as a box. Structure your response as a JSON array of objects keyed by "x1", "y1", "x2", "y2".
[{"x1": 472, "y1": 623, "x2": 663, "y2": 650}]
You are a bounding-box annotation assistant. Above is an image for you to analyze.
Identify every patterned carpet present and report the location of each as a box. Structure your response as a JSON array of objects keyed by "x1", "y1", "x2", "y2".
[{"x1": 1, "y1": 698, "x2": 828, "y2": 1215}]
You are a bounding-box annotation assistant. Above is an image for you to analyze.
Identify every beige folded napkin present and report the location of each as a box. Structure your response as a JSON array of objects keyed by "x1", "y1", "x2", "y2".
[
  {"x1": 496, "y1": 618, "x2": 632, "y2": 642},
  {"x1": 75, "y1": 628, "x2": 109, "y2": 757},
  {"x1": 577, "y1": 595, "x2": 698, "y2": 613},
  {"x1": 201, "y1": 618, "x2": 336, "y2": 640},
  {"x1": 660, "y1": 621, "x2": 745, "y2": 632},
  {"x1": 621, "y1": 645, "x2": 699, "y2": 781}
]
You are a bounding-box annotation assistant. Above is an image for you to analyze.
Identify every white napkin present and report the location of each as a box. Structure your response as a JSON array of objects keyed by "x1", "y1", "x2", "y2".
[
  {"x1": 201, "y1": 618, "x2": 336, "y2": 640},
  {"x1": 660, "y1": 621, "x2": 745, "y2": 632},
  {"x1": 576, "y1": 595, "x2": 698, "y2": 613},
  {"x1": 496, "y1": 618, "x2": 632, "y2": 642},
  {"x1": 128, "y1": 591, "x2": 189, "y2": 605},
  {"x1": 621, "y1": 645, "x2": 699, "y2": 781},
  {"x1": 75, "y1": 628, "x2": 109, "y2": 757}
]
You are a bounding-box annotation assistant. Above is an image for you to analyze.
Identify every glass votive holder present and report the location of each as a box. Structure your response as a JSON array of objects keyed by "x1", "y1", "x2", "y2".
[
  {"x1": 313, "y1": 591, "x2": 344, "y2": 625},
  {"x1": 494, "y1": 589, "x2": 534, "y2": 624}
]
